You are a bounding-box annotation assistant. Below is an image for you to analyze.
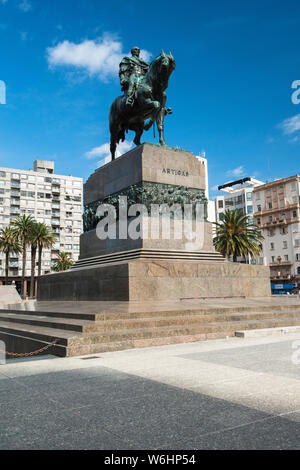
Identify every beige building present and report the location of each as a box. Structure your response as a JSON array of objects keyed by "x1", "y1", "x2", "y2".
[
  {"x1": 0, "y1": 160, "x2": 82, "y2": 288},
  {"x1": 253, "y1": 175, "x2": 300, "y2": 293}
]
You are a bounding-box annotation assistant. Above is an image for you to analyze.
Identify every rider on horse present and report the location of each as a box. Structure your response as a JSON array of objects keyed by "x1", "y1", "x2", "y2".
[{"x1": 119, "y1": 46, "x2": 149, "y2": 107}]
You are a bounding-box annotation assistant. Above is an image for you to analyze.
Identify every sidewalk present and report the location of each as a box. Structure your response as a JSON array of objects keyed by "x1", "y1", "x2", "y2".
[{"x1": 0, "y1": 332, "x2": 300, "y2": 449}]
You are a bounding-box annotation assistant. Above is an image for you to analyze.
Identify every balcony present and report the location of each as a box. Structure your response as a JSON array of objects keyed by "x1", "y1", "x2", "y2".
[
  {"x1": 10, "y1": 207, "x2": 20, "y2": 215},
  {"x1": 269, "y1": 261, "x2": 292, "y2": 267},
  {"x1": 10, "y1": 182, "x2": 20, "y2": 189}
]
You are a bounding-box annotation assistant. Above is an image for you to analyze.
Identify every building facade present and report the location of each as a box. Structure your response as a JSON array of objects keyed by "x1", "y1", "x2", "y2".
[
  {"x1": 215, "y1": 177, "x2": 264, "y2": 223},
  {"x1": 253, "y1": 175, "x2": 300, "y2": 294},
  {"x1": 0, "y1": 160, "x2": 83, "y2": 286},
  {"x1": 214, "y1": 177, "x2": 265, "y2": 263}
]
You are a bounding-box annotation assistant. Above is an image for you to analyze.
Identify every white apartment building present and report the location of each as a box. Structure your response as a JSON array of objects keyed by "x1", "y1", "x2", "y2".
[
  {"x1": 215, "y1": 177, "x2": 264, "y2": 223},
  {"x1": 214, "y1": 177, "x2": 265, "y2": 263},
  {"x1": 253, "y1": 175, "x2": 300, "y2": 293},
  {"x1": 0, "y1": 160, "x2": 83, "y2": 284}
]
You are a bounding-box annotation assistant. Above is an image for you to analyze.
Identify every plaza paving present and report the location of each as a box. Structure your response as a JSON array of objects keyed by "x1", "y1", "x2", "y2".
[{"x1": 0, "y1": 331, "x2": 300, "y2": 449}]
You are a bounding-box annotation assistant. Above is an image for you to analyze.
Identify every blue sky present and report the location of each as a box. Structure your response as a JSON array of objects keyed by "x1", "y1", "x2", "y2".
[{"x1": 0, "y1": 0, "x2": 300, "y2": 197}]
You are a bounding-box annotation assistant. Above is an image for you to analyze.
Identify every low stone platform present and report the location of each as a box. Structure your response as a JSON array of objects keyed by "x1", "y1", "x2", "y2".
[
  {"x1": 38, "y1": 259, "x2": 271, "y2": 301},
  {"x1": 0, "y1": 297, "x2": 299, "y2": 358}
]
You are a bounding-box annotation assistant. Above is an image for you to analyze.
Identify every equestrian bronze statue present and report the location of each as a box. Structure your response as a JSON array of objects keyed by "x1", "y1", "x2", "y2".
[{"x1": 109, "y1": 47, "x2": 176, "y2": 159}]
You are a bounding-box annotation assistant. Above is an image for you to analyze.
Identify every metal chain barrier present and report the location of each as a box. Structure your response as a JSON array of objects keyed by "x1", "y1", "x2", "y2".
[{"x1": 0, "y1": 339, "x2": 59, "y2": 358}]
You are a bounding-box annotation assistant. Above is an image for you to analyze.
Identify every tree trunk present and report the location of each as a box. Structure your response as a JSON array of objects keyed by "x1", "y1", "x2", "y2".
[
  {"x1": 38, "y1": 244, "x2": 43, "y2": 277},
  {"x1": 30, "y1": 246, "x2": 37, "y2": 298},
  {"x1": 5, "y1": 251, "x2": 9, "y2": 285},
  {"x1": 21, "y1": 241, "x2": 26, "y2": 297}
]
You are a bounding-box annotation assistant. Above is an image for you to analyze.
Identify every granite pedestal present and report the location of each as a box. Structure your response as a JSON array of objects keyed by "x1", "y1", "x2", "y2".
[{"x1": 38, "y1": 144, "x2": 271, "y2": 301}]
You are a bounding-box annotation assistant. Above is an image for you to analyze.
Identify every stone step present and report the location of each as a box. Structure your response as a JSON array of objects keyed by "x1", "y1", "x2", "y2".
[
  {"x1": 68, "y1": 316, "x2": 300, "y2": 346},
  {"x1": 0, "y1": 312, "x2": 95, "y2": 332},
  {"x1": 68, "y1": 317, "x2": 300, "y2": 355},
  {"x1": 1, "y1": 305, "x2": 300, "y2": 358},
  {"x1": 1, "y1": 310, "x2": 300, "y2": 335},
  {"x1": 71, "y1": 249, "x2": 225, "y2": 270},
  {"x1": 0, "y1": 322, "x2": 80, "y2": 357},
  {"x1": 85, "y1": 310, "x2": 300, "y2": 332},
  {"x1": 66, "y1": 331, "x2": 235, "y2": 356},
  {"x1": 1, "y1": 303, "x2": 300, "y2": 322},
  {"x1": 235, "y1": 325, "x2": 300, "y2": 338}
]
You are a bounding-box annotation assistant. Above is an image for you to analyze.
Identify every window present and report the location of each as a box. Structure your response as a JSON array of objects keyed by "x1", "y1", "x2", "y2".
[
  {"x1": 271, "y1": 256, "x2": 275, "y2": 263},
  {"x1": 268, "y1": 202, "x2": 272, "y2": 209},
  {"x1": 247, "y1": 206, "x2": 253, "y2": 214},
  {"x1": 283, "y1": 241, "x2": 288, "y2": 249},
  {"x1": 293, "y1": 210, "x2": 297, "y2": 218},
  {"x1": 291, "y1": 182, "x2": 297, "y2": 191},
  {"x1": 257, "y1": 204, "x2": 261, "y2": 212},
  {"x1": 218, "y1": 200, "x2": 223, "y2": 209},
  {"x1": 296, "y1": 253, "x2": 300, "y2": 261},
  {"x1": 284, "y1": 255, "x2": 289, "y2": 261},
  {"x1": 257, "y1": 217, "x2": 261, "y2": 225},
  {"x1": 246, "y1": 192, "x2": 252, "y2": 201},
  {"x1": 280, "y1": 199, "x2": 285, "y2": 208},
  {"x1": 270, "y1": 243, "x2": 275, "y2": 251},
  {"x1": 256, "y1": 192, "x2": 261, "y2": 200},
  {"x1": 225, "y1": 199, "x2": 234, "y2": 207}
]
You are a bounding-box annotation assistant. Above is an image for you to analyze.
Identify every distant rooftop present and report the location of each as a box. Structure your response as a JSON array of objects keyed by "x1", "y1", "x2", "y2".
[
  {"x1": 33, "y1": 159, "x2": 54, "y2": 174},
  {"x1": 218, "y1": 177, "x2": 264, "y2": 193}
]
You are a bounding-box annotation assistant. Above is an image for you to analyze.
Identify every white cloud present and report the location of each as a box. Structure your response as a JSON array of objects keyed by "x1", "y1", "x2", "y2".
[
  {"x1": 19, "y1": 0, "x2": 32, "y2": 12},
  {"x1": 20, "y1": 31, "x2": 28, "y2": 41},
  {"x1": 226, "y1": 166, "x2": 245, "y2": 178},
  {"x1": 47, "y1": 35, "x2": 151, "y2": 82},
  {"x1": 85, "y1": 140, "x2": 134, "y2": 167},
  {"x1": 278, "y1": 114, "x2": 300, "y2": 135}
]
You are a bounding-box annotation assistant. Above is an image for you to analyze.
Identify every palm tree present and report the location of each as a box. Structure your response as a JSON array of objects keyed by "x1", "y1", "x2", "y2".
[
  {"x1": 28, "y1": 222, "x2": 40, "y2": 298},
  {"x1": 214, "y1": 209, "x2": 264, "y2": 262},
  {"x1": 0, "y1": 226, "x2": 22, "y2": 285},
  {"x1": 52, "y1": 251, "x2": 74, "y2": 272},
  {"x1": 35, "y1": 224, "x2": 56, "y2": 277},
  {"x1": 11, "y1": 215, "x2": 34, "y2": 297}
]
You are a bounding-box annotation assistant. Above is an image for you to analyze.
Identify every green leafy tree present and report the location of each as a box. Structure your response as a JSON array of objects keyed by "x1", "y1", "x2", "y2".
[
  {"x1": 0, "y1": 226, "x2": 22, "y2": 285},
  {"x1": 214, "y1": 209, "x2": 264, "y2": 262},
  {"x1": 11, "y1": 215, "x2": 34, "y2": 296},
  {"x1": 52, "y1": 251, "x2": 74, "y2": 272}
]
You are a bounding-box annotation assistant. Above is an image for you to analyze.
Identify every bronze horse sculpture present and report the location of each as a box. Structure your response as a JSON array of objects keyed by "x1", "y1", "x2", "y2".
[{"x1": 109, "y1": 51, "x2": 176, "y2": 160}]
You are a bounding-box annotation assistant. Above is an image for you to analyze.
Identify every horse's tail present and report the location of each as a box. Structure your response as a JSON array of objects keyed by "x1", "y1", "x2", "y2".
[{"x1": 109, "y1": 97, "x2": 124, "y2": 160}]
